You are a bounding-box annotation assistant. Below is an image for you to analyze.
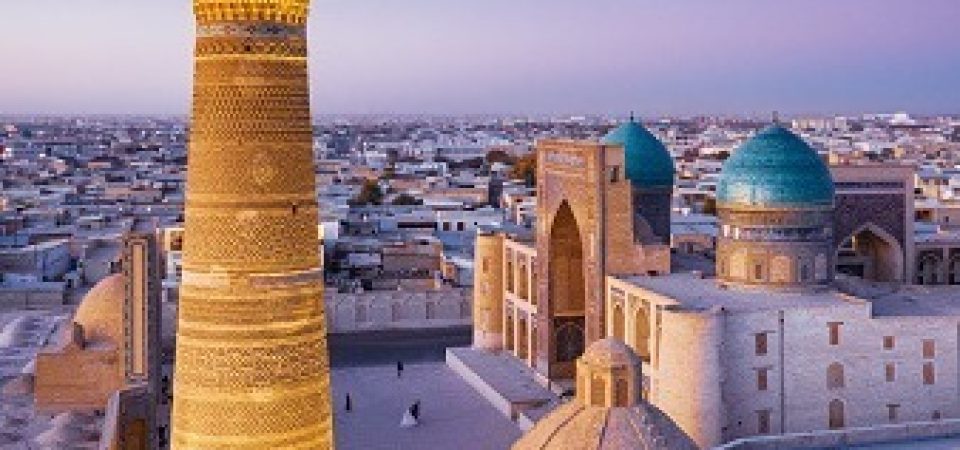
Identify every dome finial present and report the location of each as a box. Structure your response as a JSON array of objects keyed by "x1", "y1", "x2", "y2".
[
  {"x1": 629, "y1": 111, "x2": 636, "y2": 123},
  {"x1": 772, "y1": 110, "x2": 781, "y2": 125}
]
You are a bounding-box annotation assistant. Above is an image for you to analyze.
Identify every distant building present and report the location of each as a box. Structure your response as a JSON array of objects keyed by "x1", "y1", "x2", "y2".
[{"x1": 32, "y1": 233, "x2": 162, "y2": 447}]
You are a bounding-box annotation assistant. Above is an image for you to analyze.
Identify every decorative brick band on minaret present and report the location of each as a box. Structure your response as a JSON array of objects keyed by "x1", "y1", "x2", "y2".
[{"x1": 171, "y1": 1, "x2": 333, "y2": 449}]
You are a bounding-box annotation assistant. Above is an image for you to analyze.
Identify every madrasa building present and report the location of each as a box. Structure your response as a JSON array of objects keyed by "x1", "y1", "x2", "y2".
[{"x1": 459, "y1": 119, "x2": 960, "y2": 449}]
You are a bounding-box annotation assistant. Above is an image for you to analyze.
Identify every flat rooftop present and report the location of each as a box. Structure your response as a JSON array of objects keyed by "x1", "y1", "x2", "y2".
[
  {"x1": 0, "y1": 311, "x2": 103, "y2": 449},
  {"x1": 616, "y1": 272, "x2": 960, "y2": 317},
  {"x1": 617, "y1": 273, "x2": 854, "y2": 313},
  {"x1": 849, "y1": 436, "x2": 960, "y2": 449},
  {"x1": 864, "y1": 283, "x2": 960, "y2": 317}
]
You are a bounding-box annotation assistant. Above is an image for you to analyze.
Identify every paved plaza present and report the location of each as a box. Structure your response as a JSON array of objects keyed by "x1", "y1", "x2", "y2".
[{"x1": 331, "y1": 362, "x2": 521, "y2": 450}]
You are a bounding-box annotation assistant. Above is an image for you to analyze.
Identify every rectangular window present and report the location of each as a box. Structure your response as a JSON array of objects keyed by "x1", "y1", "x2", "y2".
[
  {"x1": 755, "y1": 332, "x2": 768, "y2": 356},
  {"x1": 757, "y1": 368, "x2": 769, "y2": 391},
  {"x1": 885, "y1": 363, "x2": 896, "y2": 382},
  {"x1": 883, "y1": 336, "x2": 895, "y2": 350},
  {"x1": 828, "y1": 322, "x2": 842, "y2": 346},
  {"x1": 482, "y1": 257, "x2": 490, "y2": 274},
  {"x1": 923, "y1": 339, "x2": 936, "y2": 359},
  {"x1": 754, "y1": 264, "x2": 763, "y2": 281},
  {"x1": 610, "y1": 166, "x2": 620, "y2": 183},
  {"x1": 924, "y1": 362, "x2": 936, "y2": 385},
  {"x1": 887, "y1": 404, "x2": 900, "y2": 423},
  {"x1": 757, "y1": 409, "x2": 771, "y2": 434},
  {"x1": 506, "y1": 260, "x2": 514, "y2": 294}
]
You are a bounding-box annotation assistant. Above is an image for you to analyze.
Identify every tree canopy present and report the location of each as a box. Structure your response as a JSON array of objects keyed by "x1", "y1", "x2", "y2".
[
  {"x1": 391, "y1": 193, "x2": 423, "y2": 206},
  {"x1": 350, "y1": 180, "x2": 384, "y2": 206},
  {"x1": 509, "y1": 152, "x2": 537, "y2": 186}
]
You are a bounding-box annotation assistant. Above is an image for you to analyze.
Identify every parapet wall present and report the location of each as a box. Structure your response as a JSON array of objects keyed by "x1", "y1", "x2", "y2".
[
  {"x1": 326, "y1": 288, "x2": 471, "y2": 333},
  {"x1": 717, "y1": 419, "x2": 960, "y2": 450}
]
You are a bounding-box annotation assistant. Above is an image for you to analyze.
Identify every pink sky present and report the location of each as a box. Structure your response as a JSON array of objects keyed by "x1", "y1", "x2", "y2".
[{"x1": 0, "y1": 0, "x2": 958, "y2": 115}]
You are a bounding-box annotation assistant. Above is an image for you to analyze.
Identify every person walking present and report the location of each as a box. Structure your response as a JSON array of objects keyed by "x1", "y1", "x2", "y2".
[
  {"x1": 401, "y1": 403, "x2": 418, "y2": 428},
  {"x1": 345, "y1": 393, "x2": 352, "y2": 412},
  {"x1": 397, "y1": 360, "x2": 404, "y2": 378},
  {"x1": 411, "y1": 399, "x2": 421, "y2": 421}
]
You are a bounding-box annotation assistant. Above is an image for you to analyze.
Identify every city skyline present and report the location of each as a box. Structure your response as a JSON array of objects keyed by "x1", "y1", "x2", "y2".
[{"x1": 1, "y1": 0, "x2": 959, "y2": 116}]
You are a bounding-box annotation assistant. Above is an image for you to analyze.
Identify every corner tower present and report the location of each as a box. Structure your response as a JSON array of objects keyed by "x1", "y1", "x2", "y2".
[
  {"x1": 172, "y1": 1, "x2": 333, "y2": 448},
  {"x1": 716, "y1": 125, "x2": 835, "y2": 289}
]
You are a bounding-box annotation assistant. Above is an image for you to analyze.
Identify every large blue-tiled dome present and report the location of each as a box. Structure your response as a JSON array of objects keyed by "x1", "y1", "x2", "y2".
[
  {"x1": 717, "y1": 125, "x2": 834, "y2": 208},
  {"x1": 602, "y1": 119, "x2": 675, "y2": 188}
]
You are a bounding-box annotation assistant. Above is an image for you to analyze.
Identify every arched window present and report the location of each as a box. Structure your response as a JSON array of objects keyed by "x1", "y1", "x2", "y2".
[
  {"x1": 829, "y1": 399, "x2": 845, "y2": 429},
  {"x1": 827, "y1": 362, "x2": 845, "y2": 389},
  {"x1": 555, "y1": 322, "x2": 585, "y2": 363},
  {"x1": 950, "y1": 256, "x2": 960, "y2": 285},
  {"x1": 591, "y1": 375, "x2": 606, "y2": 406},
  {"x1": 517, "y1": 317, "x2": 529, "y2": 360},
  {"x1": 612, "y1": 305, "x2": 625, "y2": 341},
  {"x1": 504, "y1": 315, "x2": 514, "y2": 351},
  {"x1": 614, "y1": 378, "x2": 629, "y2": 407},
  {"x1": 634, "y1": 306, "x2": 651, "y2": 361}
]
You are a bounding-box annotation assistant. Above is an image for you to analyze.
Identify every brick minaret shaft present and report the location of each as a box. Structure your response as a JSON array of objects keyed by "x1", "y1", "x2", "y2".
[{"x1": 172, "y1": 1, "x2": 333, "y2": 448}]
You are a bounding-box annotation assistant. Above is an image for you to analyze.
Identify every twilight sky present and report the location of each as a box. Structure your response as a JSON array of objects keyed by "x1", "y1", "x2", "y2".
[{"x1": 1, "y1": 0, "x2": 958, "y2": 116}]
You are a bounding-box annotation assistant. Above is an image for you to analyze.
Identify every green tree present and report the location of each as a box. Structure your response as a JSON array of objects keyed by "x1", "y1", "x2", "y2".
[
  {"x1": 391, "y1": 193, "x2": 423, "y2": 206},
  {"x1": 486, "y1": 149, "x2": 516, "y2": 165},
  {"x1": 510, "y1": 153, "x2": 537, "y2": 185},
  {"x1": 350, "y1": 180, "x2": 384, "y2": 206},
  {"x1": 702, "y1": 197, "x2": 718, "y2": 215}
]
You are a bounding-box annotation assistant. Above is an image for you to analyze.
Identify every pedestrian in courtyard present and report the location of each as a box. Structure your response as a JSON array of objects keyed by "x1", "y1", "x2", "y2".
[
  {"x1": 397, "y1": 360, "x2": 404, "y2": 378},
  {"x1": 345, "y1": 393, "x2": 352, "y2": 412},
  {"x1": 400, "y1": 403, "x2": 418, "y2": 428},
  {"x1": 411, "y1": 399, "x2": 421, "y2": 421}
]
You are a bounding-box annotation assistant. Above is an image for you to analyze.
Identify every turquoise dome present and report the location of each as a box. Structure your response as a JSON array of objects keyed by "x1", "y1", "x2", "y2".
[
  {"x1": 717, "y1": 125, "x2": 834, "y2": 208},
  {"x1": 602, "y1": 119, "x2": 675, "y2": 188}
]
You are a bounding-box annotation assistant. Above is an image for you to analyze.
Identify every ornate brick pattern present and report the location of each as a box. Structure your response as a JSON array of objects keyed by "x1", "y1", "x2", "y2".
[
  {"x1": 533, "y1": 141, "x2": 658, "y2": 379},
  {"x1": 171, "y1": 1, "x2": 333, "y2": 449},
  {"x1": 833, "y1": 194, "x2": 906, "y2": 251}
]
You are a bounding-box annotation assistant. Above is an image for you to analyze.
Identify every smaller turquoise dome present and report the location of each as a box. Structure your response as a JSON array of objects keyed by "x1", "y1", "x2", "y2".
[
  {"x1": 717, "y1": 125, "x2": 834, "y2": 208},
  {"x1": 602, "y1": 119, "x2": 675, "y2": 188}
]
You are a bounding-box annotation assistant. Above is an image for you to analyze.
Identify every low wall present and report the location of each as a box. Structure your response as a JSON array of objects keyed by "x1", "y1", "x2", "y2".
[
  {"x1": 716, "y1": 419, "x2": 960, "y2": 449},
  {"x1": 326, "y1": 288, "x2": 471, "y2": 333},
  {"x1": 0, "y1": 283, "x2": 65, "y2": 309}
]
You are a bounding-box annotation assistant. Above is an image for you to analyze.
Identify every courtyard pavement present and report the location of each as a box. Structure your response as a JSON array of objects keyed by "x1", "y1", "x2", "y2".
[
  {"x1": 850, "y1": 437, "x2": 960, "y2": 449},
  {"x1": 331, "y1": 362, "x2": 521, "y2": 450}
]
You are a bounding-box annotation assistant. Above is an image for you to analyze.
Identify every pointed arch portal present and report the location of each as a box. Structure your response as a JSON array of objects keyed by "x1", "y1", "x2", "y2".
[
  {"x1": 549, "y1": 201, "x2": 586, "y2": 364},
  {"x1": 835, "y1": 223, "x2": 904, "y2": 283}
]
